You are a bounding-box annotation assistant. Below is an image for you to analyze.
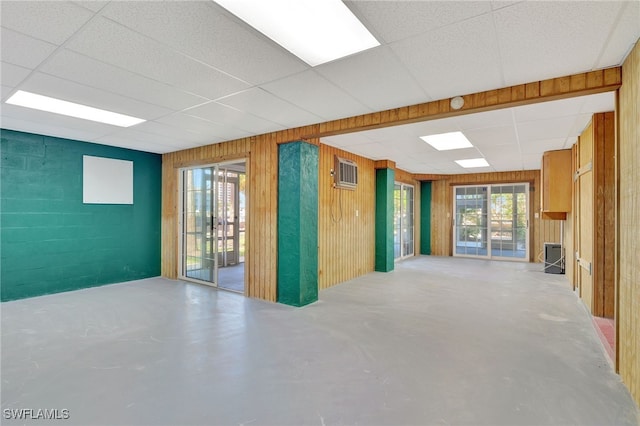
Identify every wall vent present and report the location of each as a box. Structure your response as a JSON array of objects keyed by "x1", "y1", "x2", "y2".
[{"x1": 335, "y1": 156, "x2": 358, "y2": 190}]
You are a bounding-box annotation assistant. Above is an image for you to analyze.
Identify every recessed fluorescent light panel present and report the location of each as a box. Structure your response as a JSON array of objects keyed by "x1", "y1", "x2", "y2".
[
  {"x1": 5, "y1": 91, "x2": 145, "y2": 127},
  {"x1": 420, "y1": 131, "x2": 473, "y2": 151},
  {"x1": 455, "y1": 158, "x2": 490, "y2": 168},
  {"x1": 213, "y1": 0, "x2": 380, "y2": 66}
]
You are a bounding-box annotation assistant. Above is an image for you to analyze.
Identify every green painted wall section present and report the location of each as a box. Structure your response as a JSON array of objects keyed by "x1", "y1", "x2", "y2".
[
  {"x1": 420, "y1": 181, "x2": 432, "y2": 255},
  {"x1": 1, "y1": 129, "x2": 162, "y2": 301},
  {"x1": 277, "y1": 141, "x2": 319, "y2": 307},
  {"x1": 375, "y1": 168, "x2": 395, "y2": 272}
]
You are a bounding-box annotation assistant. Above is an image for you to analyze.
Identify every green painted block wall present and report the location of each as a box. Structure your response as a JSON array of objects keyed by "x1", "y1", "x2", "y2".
[
  {"x1": 420, "y1": 181, "x2": 432, "y2": 255},
  {"x1": 375, "y1": 168, "x2": 395, "y2": 272},
  {"x1": 277, "y1": 141, "x2": 318, "y2": 307},
  {"x1": 1, "y1": 129, "x2": 162, "y2": 301}
]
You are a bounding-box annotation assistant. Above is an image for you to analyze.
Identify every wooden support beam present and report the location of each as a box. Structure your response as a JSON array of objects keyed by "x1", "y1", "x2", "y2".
[{"x1": 305, "y1": 67, "x2": 621, "y2": 139}]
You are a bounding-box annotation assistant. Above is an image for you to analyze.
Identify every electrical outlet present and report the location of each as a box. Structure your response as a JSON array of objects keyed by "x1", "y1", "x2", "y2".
[{"x1": 355, "y1": 210, "x2": 359, "y2": 217}]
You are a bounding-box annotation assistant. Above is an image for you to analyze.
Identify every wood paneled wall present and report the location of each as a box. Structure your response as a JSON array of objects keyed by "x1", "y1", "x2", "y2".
[
  {"x1": 577, "y1": 121, "x2": 595, "y2": 312},
  {"x1": 570, "y1": 112, "x2": 616, "y2": 317},
  {"x1": 617, "y1": 39, "x2": 640, "y2": 406},
  {"x1": 318, "y1": 144, "x2": 375, "y2": 290},
  {"x1": 430, "y1": 170, "x2": 559, "y2": 261},
  {"x1": 564, "y1": 145, "x2": 577, "y2": 288}
]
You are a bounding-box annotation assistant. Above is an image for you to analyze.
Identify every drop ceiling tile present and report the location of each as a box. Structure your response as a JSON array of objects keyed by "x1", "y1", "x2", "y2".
[
  {"x1": 72, "y1": 2, "x2": 109, "y2": 13},
  {"x1": 92, "y1": 133, "x2": 179, "y2": 154},
  {"x1": 216, "y1": 88, "x2": 323, "y2": 128},
  {"x1": 579, "y1": 91, "x2": 615, "y2": 114},
  {"x1": 0, "y1": 1, "x2": 94, "y2": 45},
  {"x1": 20, "y1": 73, "x2": 172, "y2": 120},
  {"x1": 515, "y1": 97, "x2": 585, "y2": 122},
  {"x1": 95, "y1": 128, "x2": 186, "y2": 152},
  {"x1": 261, "y1": 70, "x2": 371, "y2": 121},
  {"x1": 464, "y1": 126, "x2": 518, "y2": 148},
  {"x1": 1, "y1": 85, "x2": 14, "y2": 101},
  {"x1": 156, "y1": 113, "x2": 252, "y2": 142},
  {"x1": 494, "y1": 1, "x2": 623, "y2": 85},
  {"x1": 184, "y1": 101, "x2": 284, "y2": 135},
  {"x1": 456, "y1": 109, "x2": 514, "y2": 130},
  {"x1": 1, "y1": 61, "x2": 31, "y2": 87},
  {"x1": 40, "y1": 49, "x2": 209, "y2": 111},
  {"x1": 521, "y1": 153, "x2": 543, "y2": 170},
  {"x1": 132, "y1": 121, "x2": 214, "y2": 146},
  {"x1": 391, "y1": 14, "x2": 503, "y2": 100},
  {"x1": 516, "y1": 117, "x2": 575, "y2": 143},
  {"x1": 0, "y1": 28, "x2": 57, "y2": 69},
  {"x1": 101, "y1": 1, "x2": 307, "y2": 85},
  {"x1": 346, "y1": 1, "x2": 491, "y2": 43},
  {"x1": 478, "y1": 145, "x2": 522, "y2": 159},
  {"x1": 343, "y1": 142, "x2": 391, "y2": 159},
  {"x1": 440, "y1": 148, "x2": 486, "y2": 162},
  {"x1": 595, "y1": 1, "x2": 640, "y2": 68},
  {"x1": 65, "y1": 17, "x2": 250, "y2": 100},
  {"x1": 519, "y1": 138, "x2": 567, "y2": 155},
  {"x1": 315, "y1": 46, "x2": 429, "y2": 111},
  {"x1": 406, "y1": 116, "x2": 462, "y2": 138},
  {"x1": 491, "y1": 2, "x2": 521, "y2": 11}
]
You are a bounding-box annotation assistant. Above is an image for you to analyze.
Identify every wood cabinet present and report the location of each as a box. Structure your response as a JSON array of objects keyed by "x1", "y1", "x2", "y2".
[{"x1": 541, "y1": 149, "x2": 572, "y2": 220}]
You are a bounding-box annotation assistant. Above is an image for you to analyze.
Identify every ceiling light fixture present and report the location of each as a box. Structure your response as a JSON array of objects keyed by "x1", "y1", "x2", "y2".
[
  {"x1": 455, "y1": 158, "x2": 490, "y2": 168},
  {"x1": 5, "y1": 90, "x2": 145, "y2": 127},
  {"x1": 420, "y1": 131, "x2": 473, "y2": 151},
  {"x1": 213, "y1": 0, "x2": 380, "y2": 66}
]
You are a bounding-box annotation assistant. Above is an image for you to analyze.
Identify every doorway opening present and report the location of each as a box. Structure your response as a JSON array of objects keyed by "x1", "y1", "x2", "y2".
[
  {"x1": 453, "y1": 183, "x2": 529, "y2": 260},
  {"x1": 180, "y1": 160, "x2": 246, "y2": 293},
  {"x1": 394, "y1": 183, "x2": 414, "y2": 260}
]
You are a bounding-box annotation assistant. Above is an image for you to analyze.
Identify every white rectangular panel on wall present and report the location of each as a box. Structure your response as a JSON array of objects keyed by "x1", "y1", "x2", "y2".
[{"x1": 83, "y1": 155, "x2": 133, "y2": 204}]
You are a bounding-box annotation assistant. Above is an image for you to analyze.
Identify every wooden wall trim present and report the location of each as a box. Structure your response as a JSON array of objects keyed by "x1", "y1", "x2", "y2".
[
  {"x1": 395, "y1": 168, "x2": 416, "y2": 185},
  {"x1": 413, "y1": 174, "x2": 447, "y2": 181},
  {"x1": 374, "y1": 160, "x2": 396, "y2": 169}
]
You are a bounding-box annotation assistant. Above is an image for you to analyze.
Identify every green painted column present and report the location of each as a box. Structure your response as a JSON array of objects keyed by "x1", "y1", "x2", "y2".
[
  {"x1": 420, "y1": 181, "x2": 432, "y2": 255},
  {"x1": 277, "y1": 141, "x2": 319, "y2": 307},
  {"x1": 375, "y1": 168, "x2": 395, "y2": 272}
]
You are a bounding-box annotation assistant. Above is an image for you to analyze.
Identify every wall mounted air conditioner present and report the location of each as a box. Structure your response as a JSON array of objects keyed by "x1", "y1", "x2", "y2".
[{"x1": 334, "y1": 156, "x2": 358, "y2": 190}]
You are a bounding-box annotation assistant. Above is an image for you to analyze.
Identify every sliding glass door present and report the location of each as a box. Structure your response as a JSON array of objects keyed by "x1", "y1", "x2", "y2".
[
  {"x1": 180, "y1": 161, "x2": 246, "y2": 292},
  {"x1": 453, "y1": 183, "x2": 529, "y2": 260},
  {"x1": 394, "y1": 183, "x2": 414, "y2": 260}
]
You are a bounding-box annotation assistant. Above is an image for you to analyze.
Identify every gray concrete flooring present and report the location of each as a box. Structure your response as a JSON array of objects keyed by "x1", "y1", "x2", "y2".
[{"x1": 1, "y1": 256, "x2": 638, "y2": 426}]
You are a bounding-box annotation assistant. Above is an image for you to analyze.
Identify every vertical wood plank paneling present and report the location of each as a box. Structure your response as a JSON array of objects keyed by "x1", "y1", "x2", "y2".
[
  {"x1": 564, "y1": 144, "x2": 577, "y2": 289},
  {"x1": 618, "y1": 40, "x2": 639, "y2": 405},
  {"x1": 602, "y1": 112, "x2": 616, "y2": 318},
  {"x1": 578, "y1": 121, "x2": 595, "y2": 313},
  {"x1": 318, "y1": 144, "x2": 375, "y2": 290}
]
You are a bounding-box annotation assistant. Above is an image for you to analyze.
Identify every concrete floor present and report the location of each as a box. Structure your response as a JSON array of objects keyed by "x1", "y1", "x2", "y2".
[{"x1": 1, "y1": 256, "x2": 638, "y2": 426}]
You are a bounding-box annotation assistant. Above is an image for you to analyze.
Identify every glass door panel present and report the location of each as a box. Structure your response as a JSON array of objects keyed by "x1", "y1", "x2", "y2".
[
  {"x1": 454, "y1": 186, "x2": 489, "y2": 257},
  {"x1": 183, "y1": 166, "x2": 218, "y2": 284},
  {"x1": 394, "y1": 183, "x2": 415, "y2": 260},
  {"x1": 402, "y1": 186, "x2": 414, "y2": 257}
]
